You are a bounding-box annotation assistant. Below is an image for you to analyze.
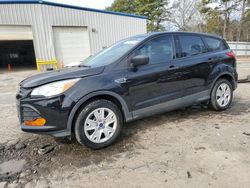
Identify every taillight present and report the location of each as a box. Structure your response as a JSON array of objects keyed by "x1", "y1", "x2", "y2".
[{"x1": 226, "y1": 51, "x2": 236, "y2": 59}]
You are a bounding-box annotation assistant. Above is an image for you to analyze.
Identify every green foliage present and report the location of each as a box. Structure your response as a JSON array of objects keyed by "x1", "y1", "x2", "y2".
[
  {"x1": 107, "y1": 0, "x2": 248, "y2": 41},
  {"x1": 199, "y1": 0, "x2": 240, "y2": 40},
  {"x1": 206, "y1": 10, "x2": 224, "y2": 35},
  {"x1": 106, "y1": 0, "x2": 136, "y2": 13},
  {"x1": 106, "y1": 0, "x2": 168, "y2": 32}
]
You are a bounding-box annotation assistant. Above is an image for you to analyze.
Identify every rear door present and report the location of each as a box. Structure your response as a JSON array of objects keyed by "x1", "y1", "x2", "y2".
[
  {"x1": 126, "y1": 34, "x2": 186, "y2": 117},
  {"x1": 202, "y1": 36, "x2": 233, "y2": 66},
  {"x1": 173, "y1": 34, "x2": 212, "y2": 99}
]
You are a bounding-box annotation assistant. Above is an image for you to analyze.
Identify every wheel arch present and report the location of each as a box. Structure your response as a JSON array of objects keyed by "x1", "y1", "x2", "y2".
[
  {"x1": 66, "y1": 91, "x2": 132, "y2": 134},
  {"x1": 210, "y1": 72, "x2": 236, "y2": 92}
]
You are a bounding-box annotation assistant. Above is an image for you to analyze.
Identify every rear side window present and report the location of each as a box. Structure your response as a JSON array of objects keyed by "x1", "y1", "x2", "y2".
[
  {"x1": 203, "y1": 37, "x2": 228, "y2": 52},
  {"x1": 178, "y1": 35, "x2": 206, "y2": 58}
]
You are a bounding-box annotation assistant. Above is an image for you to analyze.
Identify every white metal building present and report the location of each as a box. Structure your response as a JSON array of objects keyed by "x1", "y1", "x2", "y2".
[
  {"x1": 227, "y1": 41, "x2": 250, "y2": 56},
  {"x1": 0, "y1": 0, "x2": 147, "y2": 70}
]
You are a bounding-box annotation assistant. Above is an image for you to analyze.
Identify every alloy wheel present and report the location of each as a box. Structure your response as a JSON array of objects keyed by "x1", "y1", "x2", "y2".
[
  {"x1": 84, "y1": 108, "x2": 118, "y2": 143},
  {"x1": 216, "y1": 83, "x2": 231, "y2": 107}
]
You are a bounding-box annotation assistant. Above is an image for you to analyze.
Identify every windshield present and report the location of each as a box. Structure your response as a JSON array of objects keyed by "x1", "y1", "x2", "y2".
[{"x1": 80, "y1": 35, "x2": 147, "y2": 67}]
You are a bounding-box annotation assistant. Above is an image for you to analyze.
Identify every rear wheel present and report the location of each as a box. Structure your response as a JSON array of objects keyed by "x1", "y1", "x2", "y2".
[
  {"x1": 74, "y1": 99, "x2": 123, "y2": 149},
  {"x1": 209, "y1": 79, "x2": 233, "y2": 111}
]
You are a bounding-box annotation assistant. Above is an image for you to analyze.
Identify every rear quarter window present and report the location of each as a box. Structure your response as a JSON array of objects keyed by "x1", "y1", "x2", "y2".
[{"x1": 203, "y1": 37, "x2": 228, "y2": 52}]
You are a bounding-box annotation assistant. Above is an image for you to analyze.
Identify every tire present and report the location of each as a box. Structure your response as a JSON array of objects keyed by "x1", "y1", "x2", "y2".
[
  {"x1": 74, "y1": 99, "x2": 123, "y2": 149},
  {"x1": 209, "y1": 79, "x2": 233, "y2": 111}
]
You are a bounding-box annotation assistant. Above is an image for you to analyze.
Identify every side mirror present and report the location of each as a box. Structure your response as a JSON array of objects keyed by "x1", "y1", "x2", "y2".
[{"x1": 130, "y1": 55, "x2": 149, "y2": 67}]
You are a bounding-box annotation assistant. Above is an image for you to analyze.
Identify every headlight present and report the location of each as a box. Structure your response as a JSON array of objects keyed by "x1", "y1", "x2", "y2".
[{"x1": 31, "y1": 78, "x2": 80, "y2": 97}]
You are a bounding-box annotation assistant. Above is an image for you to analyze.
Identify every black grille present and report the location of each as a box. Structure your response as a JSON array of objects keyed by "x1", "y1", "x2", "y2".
[
  {"x1": 20, "y1": 106, "x2": 41, "y2": 122},
  {"x1": 16, "y1": 102, "x2": 21, "y2": 123}
]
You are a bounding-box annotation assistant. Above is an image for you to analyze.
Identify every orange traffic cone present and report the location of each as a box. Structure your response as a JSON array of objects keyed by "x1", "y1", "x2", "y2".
[
  {"x1": 8, "y1": 64, "x2": 12, "y2": 71},
  {"x1": 61, "y1": 62, "x2": 64, "y2": 69}
]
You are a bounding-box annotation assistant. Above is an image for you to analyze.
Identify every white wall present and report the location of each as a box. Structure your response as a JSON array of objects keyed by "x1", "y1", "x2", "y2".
[{"x1": 227, "y1": 41, "x2": 250, "y2": 56}]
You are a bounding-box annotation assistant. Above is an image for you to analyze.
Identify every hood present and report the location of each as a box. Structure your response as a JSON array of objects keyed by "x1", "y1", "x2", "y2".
[{"x1": 20, "y1": 66, "x2": 105, "y2": 88}]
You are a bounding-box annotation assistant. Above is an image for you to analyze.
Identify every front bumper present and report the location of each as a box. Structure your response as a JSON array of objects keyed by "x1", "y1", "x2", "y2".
[
  {"x1": 16, "y1": 88, "x2": 75, "y2": 137},
  {"x1": 21, "y1": 124, "x2": 71, "y2": 137}
]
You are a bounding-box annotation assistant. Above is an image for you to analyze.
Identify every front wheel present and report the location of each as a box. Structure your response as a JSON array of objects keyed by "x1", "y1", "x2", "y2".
[
  {"x1": 209, "y1": 79, "x2": 233, "y2": 111},
  {"x1": 74, "y1": 99, "x2": 123, "y2": 149}
]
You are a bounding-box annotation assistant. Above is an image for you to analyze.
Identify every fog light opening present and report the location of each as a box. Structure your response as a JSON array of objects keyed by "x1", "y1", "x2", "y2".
[{"x1": 24, "y1": 118, "x2": 46, "y2": 126}]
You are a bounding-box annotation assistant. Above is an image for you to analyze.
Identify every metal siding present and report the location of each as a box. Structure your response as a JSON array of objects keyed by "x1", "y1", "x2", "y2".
[
  {"x1": 53, "y1": 26, "x2": 91, "y2": 65},
  {"x1": 0, "y1": 3, "x2": 147, "y2": 61},
  {"x1": 0, "y1": 25, "x2": 33, "y2": 40},
  {"x1": 227, "y1": 41, "x2": 250, "y2": 56}
]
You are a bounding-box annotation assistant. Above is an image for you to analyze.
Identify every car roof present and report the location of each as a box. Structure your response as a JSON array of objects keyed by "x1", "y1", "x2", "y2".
[{"x1": 140, "y1": 31, "x2": 223, "y2": 40}]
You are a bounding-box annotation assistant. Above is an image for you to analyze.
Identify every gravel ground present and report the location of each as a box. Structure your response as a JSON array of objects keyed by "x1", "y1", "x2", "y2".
[
  {"x1": 237, "y1": 61, "x2": 250, "y2": 79},
  {"x1": 0, "y1": 60, "x2": 250, "y2": 188}
]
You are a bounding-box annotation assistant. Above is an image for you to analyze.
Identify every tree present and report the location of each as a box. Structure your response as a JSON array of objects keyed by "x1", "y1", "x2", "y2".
[
  {"x1": 106, "y1": 0, "x2": 169, "y2": 32},
  {"x1": 237, "y1": 0, "x2": 247, "y2": 41},
  {"x1": 200, "y1": 0, "x2": 240, "y2": 40},
  {"x1": 206, "y1": 10, "x2": 224, "y2": 35},
  {"x1": 166, "y1": 0, "x2": 201, "y2": 31},
  {"x1": 199, "y1": 3, "x2": 224, "y2": 36},
  {"x1": 106, "y1": 0, "x2": 136, "y2": 14},
  {"x1": 241, "y1": 8, "x2": 250, "y2": 41}
]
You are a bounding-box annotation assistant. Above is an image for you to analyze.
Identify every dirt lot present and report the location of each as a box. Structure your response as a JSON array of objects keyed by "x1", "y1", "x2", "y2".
[
  {"x1": 0, "y1": 60, "x2": 250, "y2": 188},
  {"x1": 237, "y1": 60, "x2": 250, "y2": 79}
]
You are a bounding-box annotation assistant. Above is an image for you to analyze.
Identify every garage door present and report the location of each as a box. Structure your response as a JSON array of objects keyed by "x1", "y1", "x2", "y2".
[
  {"x1": 0, "y1": 25, "x2": 33, "y2": 40},
  {"x1": 53, "y1": 27, "x2": 91, "y2": 66},
  {"x1": 0, "y1": 26, "x2": 36, "y2": 70}
]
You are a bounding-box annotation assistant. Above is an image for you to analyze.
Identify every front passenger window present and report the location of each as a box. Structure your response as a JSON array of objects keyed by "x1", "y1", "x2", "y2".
[{"x1": 134, "y1": 35, "x2": 173, "y2": 65}]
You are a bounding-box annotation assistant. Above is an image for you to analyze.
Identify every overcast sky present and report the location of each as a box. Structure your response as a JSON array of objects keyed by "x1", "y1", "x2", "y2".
[{"x1": 47, "y1": 0, "x2": 114, "y2": 10}]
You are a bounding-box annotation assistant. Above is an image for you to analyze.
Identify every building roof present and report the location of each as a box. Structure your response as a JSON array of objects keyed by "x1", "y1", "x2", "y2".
[{"x1": 0, "y1": 0, "x2": 147, "y2": 19}]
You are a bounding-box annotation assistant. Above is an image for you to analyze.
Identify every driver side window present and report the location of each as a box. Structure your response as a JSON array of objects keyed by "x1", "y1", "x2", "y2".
[{"x1": 134, "y1": 35, "x2": 173, "y2": 65}]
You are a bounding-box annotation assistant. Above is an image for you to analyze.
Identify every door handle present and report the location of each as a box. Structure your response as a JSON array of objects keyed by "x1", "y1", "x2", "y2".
[
  {"x1": 207, "y1": 58, "x2": 213, "y2": 62},
  {"x1": 169, "y1": 65, "x2": 178, "y2": 70},
  {"x1": 115, "y1": 77, "x2": 129, "y2": 84}
]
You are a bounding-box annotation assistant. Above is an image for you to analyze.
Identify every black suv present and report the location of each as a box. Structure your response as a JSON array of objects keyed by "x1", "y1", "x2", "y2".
[{"x1": 16, "y1": 32, "x2": 237, "y2": 149}]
